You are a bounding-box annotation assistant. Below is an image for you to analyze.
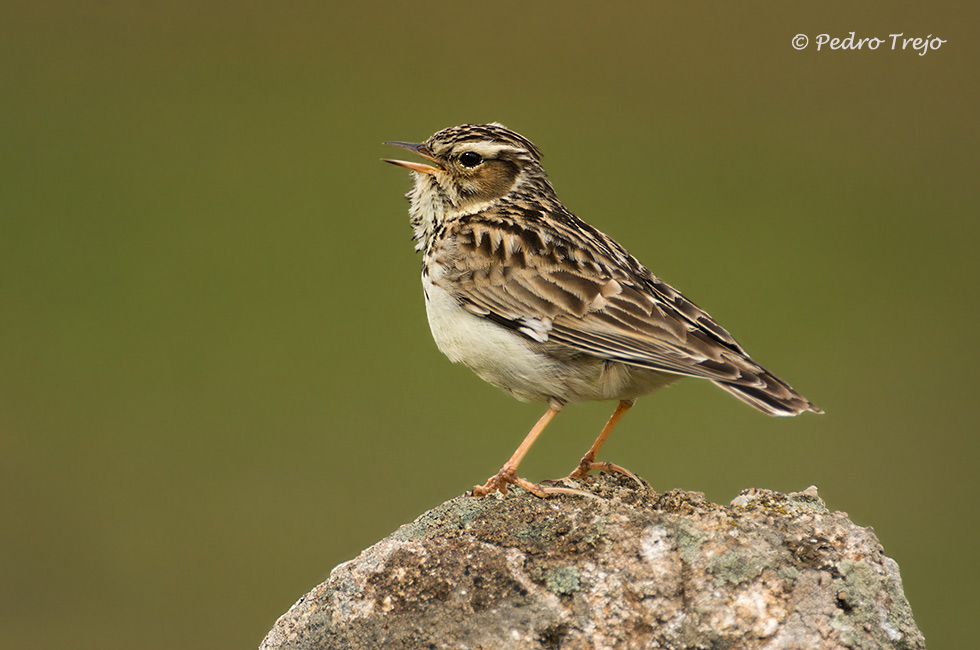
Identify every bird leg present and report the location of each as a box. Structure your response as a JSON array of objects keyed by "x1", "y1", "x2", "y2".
[
  {"x1": 471, "y1": 405, "x2": 592, "y2": 498},
  {"x1": 564, "y1": 399, "x2": 642, "y2": 484}
]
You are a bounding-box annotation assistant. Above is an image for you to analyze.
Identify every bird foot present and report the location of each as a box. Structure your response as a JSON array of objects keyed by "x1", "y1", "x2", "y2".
[
  {"x1": 470, "y1": 468, "x2": 596, "y2": 499},
  {"x1": 546, "y1": 458, "x2": 644, "y2": 487}
]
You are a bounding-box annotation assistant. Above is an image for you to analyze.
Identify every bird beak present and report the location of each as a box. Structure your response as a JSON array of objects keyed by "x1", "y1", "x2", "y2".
[{"x1": 382, "y1": 141, "x2": 442, "y2": 175}]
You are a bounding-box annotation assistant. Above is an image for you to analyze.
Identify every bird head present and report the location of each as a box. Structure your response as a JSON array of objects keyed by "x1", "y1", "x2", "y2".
[{"x1": 383, "y1": 123, "x2": 550, "y2": 211}]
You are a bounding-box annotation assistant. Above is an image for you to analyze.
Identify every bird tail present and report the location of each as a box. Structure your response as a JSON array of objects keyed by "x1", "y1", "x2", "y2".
[{"x1": 713, "y1": 375, "x2": 823, "y2": 417}]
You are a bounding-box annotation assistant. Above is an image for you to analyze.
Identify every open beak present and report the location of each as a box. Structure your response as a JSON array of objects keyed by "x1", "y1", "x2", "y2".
[{"x1": 382, "y1": 141, "x2": 442, "y2": 175}]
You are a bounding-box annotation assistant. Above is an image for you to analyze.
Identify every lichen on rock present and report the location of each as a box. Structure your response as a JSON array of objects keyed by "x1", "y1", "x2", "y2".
[{"x1": 260, "y1": 474, "x2": 924, "y2": 650}]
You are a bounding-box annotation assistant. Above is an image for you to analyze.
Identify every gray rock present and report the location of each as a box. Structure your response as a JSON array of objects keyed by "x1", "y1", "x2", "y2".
[{"x1": 261, "y1": 475, "x2": 924, "y2": 650}]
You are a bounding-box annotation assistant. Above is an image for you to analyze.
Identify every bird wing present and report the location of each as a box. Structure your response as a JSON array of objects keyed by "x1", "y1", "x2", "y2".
[{"x1": 433, "y1": 209, "x2": 771, "y2": 386}]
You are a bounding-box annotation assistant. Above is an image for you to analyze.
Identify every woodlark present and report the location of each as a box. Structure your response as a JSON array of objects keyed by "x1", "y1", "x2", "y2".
[{"x1": 384, "y1": 123, "x2": 822, "y2": 498}]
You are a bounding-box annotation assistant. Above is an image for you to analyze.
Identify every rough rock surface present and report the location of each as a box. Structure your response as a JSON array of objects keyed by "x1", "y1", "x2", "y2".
[{"x1": 261, "y1": 474, "x2": 924, "y2": 650}]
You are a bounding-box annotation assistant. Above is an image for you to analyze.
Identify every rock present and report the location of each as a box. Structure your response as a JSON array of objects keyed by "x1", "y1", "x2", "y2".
[{"x1": 260, "y1": 474, "x2": 924, "y2": 650}]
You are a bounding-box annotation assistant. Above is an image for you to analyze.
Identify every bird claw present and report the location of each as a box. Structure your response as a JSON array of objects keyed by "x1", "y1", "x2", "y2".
[
  {"x1": 470, "y1": 468, "x2": 595, "y2": 499},
  {"x1": 471, "y1": 467, "x2": 543, "y2": 497},
  {"x1": 552, "y1": 459, "x2": 645, "y2": 487}
]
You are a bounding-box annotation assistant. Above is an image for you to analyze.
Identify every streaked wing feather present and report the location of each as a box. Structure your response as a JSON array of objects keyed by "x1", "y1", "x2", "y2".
[{"x1": 438, "y1": 212, "x2": 766, "y2": 385}]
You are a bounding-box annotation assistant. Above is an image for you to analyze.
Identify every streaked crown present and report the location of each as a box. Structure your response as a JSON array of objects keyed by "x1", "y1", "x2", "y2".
[{"x1": 424, "y1": 123, "x2": 543, "y2": 162}]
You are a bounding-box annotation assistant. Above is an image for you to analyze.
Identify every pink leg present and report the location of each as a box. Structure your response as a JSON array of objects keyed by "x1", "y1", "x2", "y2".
[{"x1": 566, "y1": 399, "x2": 642, "y2": 484}]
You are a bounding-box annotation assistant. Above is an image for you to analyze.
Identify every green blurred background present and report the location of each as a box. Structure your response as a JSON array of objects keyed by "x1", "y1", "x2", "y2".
[{"x1": 2, "y1": 2, "x2": 976, "y2": 648}]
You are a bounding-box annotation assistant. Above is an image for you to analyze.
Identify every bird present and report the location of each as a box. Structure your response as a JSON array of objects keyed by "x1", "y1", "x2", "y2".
[{"x1": 383, "y1": 123, "x2": 822, "y2": 498}]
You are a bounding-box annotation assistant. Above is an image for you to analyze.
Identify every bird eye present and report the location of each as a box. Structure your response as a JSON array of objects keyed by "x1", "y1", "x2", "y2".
[{"x1": 459, "y1": 151, "x2": 483, "y2": 168}]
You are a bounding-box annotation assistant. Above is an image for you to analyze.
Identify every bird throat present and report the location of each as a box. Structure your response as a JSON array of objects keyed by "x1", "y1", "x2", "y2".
[
  {"x1": 407, "y1": 169, "x2": 484, "y2": 253},
  {"x1": 405, "y1": 174, "x2": 447, "y2": 252}
]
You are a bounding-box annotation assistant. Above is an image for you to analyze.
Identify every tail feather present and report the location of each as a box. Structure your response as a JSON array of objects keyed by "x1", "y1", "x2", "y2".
[{"x1": 713, "y1": 376, "x2": 823, "y2": 417}]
